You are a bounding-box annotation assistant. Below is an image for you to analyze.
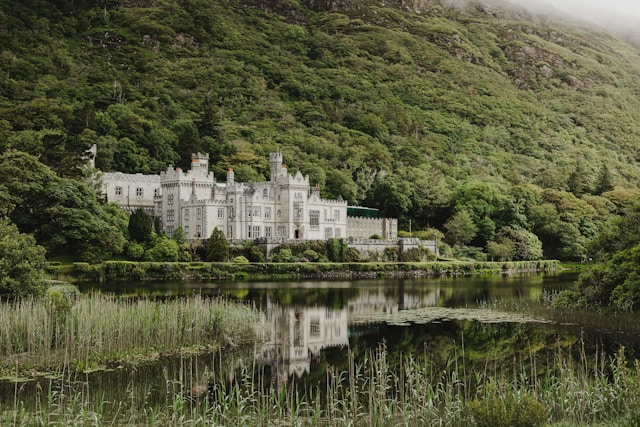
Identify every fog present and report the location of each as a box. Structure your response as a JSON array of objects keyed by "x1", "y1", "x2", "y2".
[
  {"x1": 497, "y1": 0, "x2": 640, "y2": 46},
  {"x1": 508, "y1": 0, "x2": 640, "y2": 30}
]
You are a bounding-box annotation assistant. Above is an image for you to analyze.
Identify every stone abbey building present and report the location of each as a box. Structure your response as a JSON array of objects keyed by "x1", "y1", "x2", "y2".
[{"x1": 99, "y1": 152, "x2": 398, "y2": 245}]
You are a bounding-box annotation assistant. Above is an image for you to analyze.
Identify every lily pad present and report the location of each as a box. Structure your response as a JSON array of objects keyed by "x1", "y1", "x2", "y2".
[{"x1": 356, "y1": 307, "x2": 553, "y2": 326}]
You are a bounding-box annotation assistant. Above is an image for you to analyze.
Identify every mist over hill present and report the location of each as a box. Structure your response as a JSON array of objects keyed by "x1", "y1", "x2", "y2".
[{"x1": 2, "y1": 0, "x2": 640, "y2": 259}]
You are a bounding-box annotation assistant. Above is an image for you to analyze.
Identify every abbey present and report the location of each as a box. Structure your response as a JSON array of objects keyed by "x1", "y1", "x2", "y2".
[{"x1": 100, "y1": 152, "x2": 397, "y2": 243}]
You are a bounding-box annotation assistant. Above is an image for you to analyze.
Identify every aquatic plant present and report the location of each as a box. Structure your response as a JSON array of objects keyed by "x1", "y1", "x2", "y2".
[
  {"x1": 0, "y1": 294, "x2": 258, "y2": 377},
  {"x1": 3, "y1": 342, "x2": 640, "y2": 426}
]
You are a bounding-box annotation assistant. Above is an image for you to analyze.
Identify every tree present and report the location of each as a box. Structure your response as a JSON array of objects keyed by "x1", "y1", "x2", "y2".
[
  {"x1": 0, "y1": 151, "x2": 126, "y2": 262},
  {"x1": 495, "y1": 227, "x2": 543, "y2": 261},
  {"x1": 529, "y1": 189, "x2": 599, "y2": 260},
  {"x1": 206, "y1": 227, "x2": 229, "y2": 262},
  {"x1": 594, "y1": 164, "x2": 614, "y2": 195},
  {"x1": 567, "y1": 161, "x2": 591, "y2": 197},
  {"x1": 197, "y1": 98, "x2": 224, "y2": 143},
  {"x1": 178, "y1": 242, "x2": 193, "y2": 262},
  {"x1": 413, "y1": 228, "x2": 445, "y2": 241},
  {"x1": 451, "y1": 181, "x2": 513, "y2": 245},
  {"x1": 128, "y1": 208, "x2": 153, "y2": 243},
  {"x1": 486, "y1": 239, "x2": 515, "y2": 262},
  {"x1": 365, "y1": 175, "x2": 413, "y2": 219},
  {"x1": 0, "y1": 218, "x2": 47, "y2": 298},
  {"x1": 409, "y1": 167, "x2": 452, "y2": 228},
  {"x1": 444, "y1": 210, "x2": 477, "y2": 247},
  {"x1": 172, "y1": 226, "x2": 186, "y2": 245},
  {"x1": 556, "y1": 204, "x2": 640, "y2": 311}
]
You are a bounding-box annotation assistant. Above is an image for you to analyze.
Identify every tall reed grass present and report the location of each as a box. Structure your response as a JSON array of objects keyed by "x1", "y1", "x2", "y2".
[
  {"x1": 0, "y1": 294, "x2": 258, "y2": 377},
  {"x1": 3, "y1": 341, "x2": 640, "y2": 426}
]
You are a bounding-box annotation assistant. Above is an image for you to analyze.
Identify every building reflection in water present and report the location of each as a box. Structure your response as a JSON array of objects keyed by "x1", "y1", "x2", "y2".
[{"x1": 255, "y1": 285, "x2": 440, "y2": 388}]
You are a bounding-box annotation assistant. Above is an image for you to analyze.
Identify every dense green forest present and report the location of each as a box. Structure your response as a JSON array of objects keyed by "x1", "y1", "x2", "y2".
[{"x1": 2, "y1": 0, "x2": 640, "y2": 267}]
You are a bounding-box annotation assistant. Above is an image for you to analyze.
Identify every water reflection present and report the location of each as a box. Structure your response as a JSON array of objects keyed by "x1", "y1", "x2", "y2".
[
  {"x1": 255, "y1": 284, "x2": 441, "y2": 388},
  {"x1": 10, "y1": 272, "x2": 640, "y2": 414}
]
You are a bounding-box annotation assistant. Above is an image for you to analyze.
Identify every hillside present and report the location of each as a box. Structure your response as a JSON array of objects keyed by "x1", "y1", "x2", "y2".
[{"x1": 2, "y1": 0, "x2": 640, "y2": 260}]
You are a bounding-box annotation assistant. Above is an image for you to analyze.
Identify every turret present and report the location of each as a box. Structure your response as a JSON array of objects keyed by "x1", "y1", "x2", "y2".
[
  {"x1": 269, "y1": 152, "x2": 283, "y2": 182},
  {"x1": 191, "y1": 153, "x2": 209, "y2": 173}
]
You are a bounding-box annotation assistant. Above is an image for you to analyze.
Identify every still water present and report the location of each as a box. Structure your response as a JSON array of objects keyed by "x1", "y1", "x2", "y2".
[{"x1": 4, "y1": 271, "x2": 640, "y2": 409}]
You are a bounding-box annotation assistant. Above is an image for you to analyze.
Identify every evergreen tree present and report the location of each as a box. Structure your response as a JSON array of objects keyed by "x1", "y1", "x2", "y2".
[
  {"x1": 567, "y1": 161, "x2": 591, "y2": 196},
  {"x1": 594, "y1": 164, "x2": 614, "y2": 195},
  {"x1": 172, "y1": 226, "x2": 186, "y2": 245},
  {"x1": 128, "y1": 209, "x2": 153, "y2": 243},
  {"x1": 197, "y1": 98, "x2": 224, "y2": 143},
  {"x1": 206, "y1": 227, "x2": 229, "y2": 262}
]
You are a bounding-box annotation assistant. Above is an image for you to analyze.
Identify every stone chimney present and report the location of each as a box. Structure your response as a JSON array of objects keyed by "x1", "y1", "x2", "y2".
[{"x1": 227, "y1": 167, "x2": 234, "y2": 185}]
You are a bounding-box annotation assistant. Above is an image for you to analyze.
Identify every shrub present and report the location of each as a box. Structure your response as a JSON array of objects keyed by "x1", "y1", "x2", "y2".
[
  {"x1": 232, "y1": 256, "x2": 250, "y2": 264},
  {"x1": 178, "y1": 242, "x2": 193, "y2": 262},
  {"x1": 401, "y1": 247, "x2": 422, "y2": 262},
  {"x1": 271, "y1": 248, "x2": 296, "y2": 263},
  {"x1": 302, "y1": 249, "x2": 321, "y2": 262},
  {"x1": 455, "y1": 246, "x2": 487, "y2": 261},
  {"x1": 384, "y1": 247, "x2": 399, "y2": 262},
  {"x1": 413, "y1": 228, "x2": 445, "y2": 241},
  {"x1": 73, "y1": 262, "x2": 103, "y2": 281},
  {"x1": 247, "y1": 245, "x2": 266, "y2": 262},
  {"x1": 45, "y1": 283, "x2": 80, "y2": 320},
  {"x1": 144, "y1": 236, "x2": 179, "y2": 262},
  {"x1": 343, "y1": 247, "x2": 362, "y2": 262},
  {"x1": 126, "y1": 242, "x2": 145, "y2": 260},
  {"x1": 465, "y1": 392, "x2": 548, "y2": 427}
]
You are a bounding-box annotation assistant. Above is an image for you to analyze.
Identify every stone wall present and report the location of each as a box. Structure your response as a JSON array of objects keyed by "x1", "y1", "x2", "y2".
[
  {"x1": 346, "y1": 237, "x2": 438, "y2": 260},
  {"x1": 347, "y1": 217, "x2": 398, "y2": 239},
  {"x1": 251, "y1": 237, "x2": 438, "y2": 259}
]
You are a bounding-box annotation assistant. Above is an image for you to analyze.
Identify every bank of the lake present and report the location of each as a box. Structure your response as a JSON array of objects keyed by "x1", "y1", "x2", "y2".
[
  {"x1": 47, "y1": 259, "x2": 559, "y2": 282},
  {"x1": 6, "y1": 272, "x2": 640, "y2": 426}
]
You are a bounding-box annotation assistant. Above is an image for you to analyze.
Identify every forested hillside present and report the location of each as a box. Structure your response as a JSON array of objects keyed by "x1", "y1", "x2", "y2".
[{"x1": 2, "y1": 0, "x2": 640, "y2": 261}]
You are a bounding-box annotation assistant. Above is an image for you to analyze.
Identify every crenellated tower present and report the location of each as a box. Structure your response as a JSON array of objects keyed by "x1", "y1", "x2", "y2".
[{"x1": 269, "y1": 152, "x2": 283, "y2": 182}]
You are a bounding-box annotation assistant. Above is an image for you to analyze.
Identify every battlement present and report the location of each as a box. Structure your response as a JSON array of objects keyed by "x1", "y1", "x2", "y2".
[
  {"x1": 160, "y1": 165, "x2": 215, "y2": 182},
  {"x1": 280, "y1": 170, "x2": 310, "y2": 186},
  {"x1": 192, "y1": 152, "x2": 209, "y2": 160},
  {"x1": 318, "y1": 197, "x2": 347, "y2": 206},
  {"x1": 101, "y1": 172, "x2": 161, "y2": 183}
]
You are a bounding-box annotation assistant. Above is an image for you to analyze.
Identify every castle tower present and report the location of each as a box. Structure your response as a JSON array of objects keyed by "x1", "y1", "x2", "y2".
[
  {"x1": 190, "y1": 153, "x2": 209, "y2": 173},
  {"x1": 269, "y1": 152, "x2": 283, "y2": 182}
]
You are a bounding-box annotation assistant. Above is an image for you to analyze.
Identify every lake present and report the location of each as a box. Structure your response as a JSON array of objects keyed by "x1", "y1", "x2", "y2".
[{"x1": 3, "y1": 271, "x2": 640, "y2": 418}]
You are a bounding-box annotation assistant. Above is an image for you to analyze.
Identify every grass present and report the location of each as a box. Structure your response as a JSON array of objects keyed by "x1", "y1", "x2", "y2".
[
  {"x1": 0, "y1": 294, "x2": 258, "y2": 378},
  {"x1": 3, "y1": 341, "x2": 640, "y2": 425}
]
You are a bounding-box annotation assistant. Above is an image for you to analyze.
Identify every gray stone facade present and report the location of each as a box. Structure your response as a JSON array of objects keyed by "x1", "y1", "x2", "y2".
[
  {"x1": 99, "y1": 171, "x2": 160, "y2": 215},
  {"x1": 98, "y1": 151, "x2": 410, "y2": 255}
]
